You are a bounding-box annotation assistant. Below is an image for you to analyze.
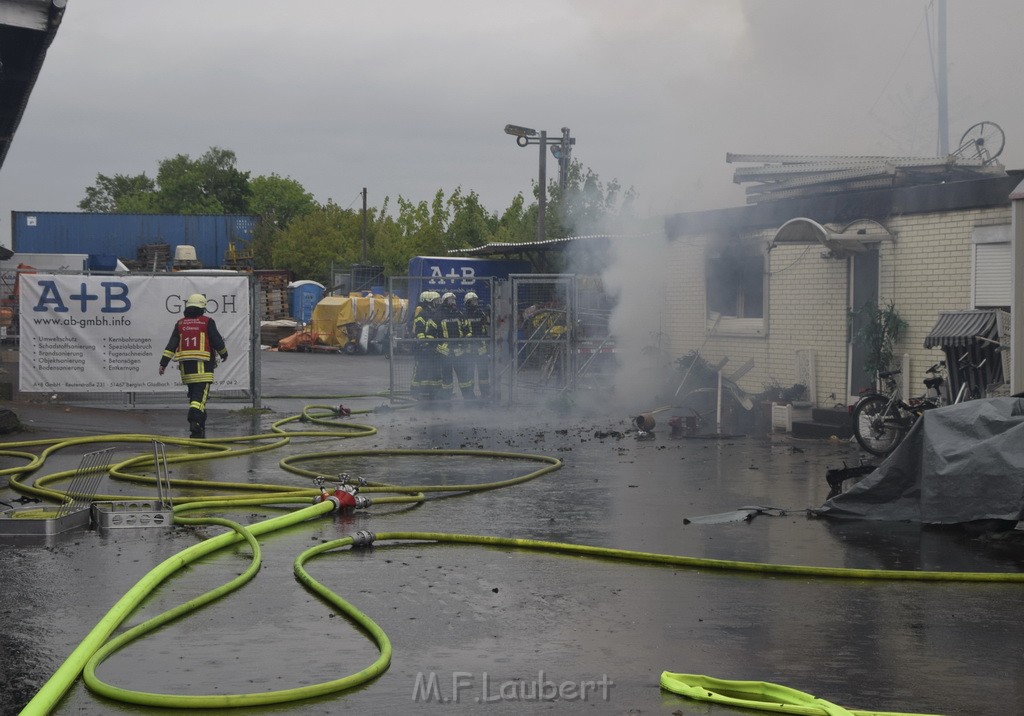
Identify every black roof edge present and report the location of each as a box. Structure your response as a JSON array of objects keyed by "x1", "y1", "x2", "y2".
[
  {"x1": 0, "y1": 1, "x2": 67, "y2": 171},
  {"x1": 664, "y1": 172, "x2": 1022, "y2": 240}
]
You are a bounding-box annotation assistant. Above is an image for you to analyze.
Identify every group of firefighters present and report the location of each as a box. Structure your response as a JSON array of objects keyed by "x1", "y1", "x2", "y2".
[{"x1": 410, "y1": 289, "x2": 491, "y2": 401}]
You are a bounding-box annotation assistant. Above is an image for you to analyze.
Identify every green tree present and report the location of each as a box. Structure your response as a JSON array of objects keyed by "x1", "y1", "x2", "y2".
[
  {"x1": 247, "y1": 174, "x2": 318, "y2": 269},
  {"x1": 78, "y1": 146, "x2": 252, "y2": 215},
  {"x1": 850, "y1": 300, "x2": 907, "y2": 376},
  {"x1": 75, "y1": 149, "x2": 637, "y2": 278},
  {"x1": 77, "y1": 173, "x2": 156, "y2": 212},
  {"x1": 271, "y1": 201, "x2": 362, "y2": 282},
  {"x1": 153, "y1": 153, "x2": 224, "y2": 213},
  {"x1": 152, "y1": 147, "x2": 251, "y2": 214},
  {"x1": 116, "y1": 191, "x2": 162, "y2": 214},
  {"x1": 488, "y1": 193, "x2": 533, "y2": 244},
  {"x1": 368, "y1": 200, "x2": 413, "y2": 276},
  {"x1": 197, "y1": 147, "x2": 251, "y2": 214},
  {"x1": 392, "y1": 190, "x2": 449, "y2": 258},
  {"x1": 445, "y1": 188, "x2": 499, "y2": 252},
  {"x1": 367, "y1": 189, "x2": 497, "y2": 275},
  {"x1": 249, "y1": 174, "x2": 317, "y2": 228},
  {"x1": 547, "y1": 159, "x2": 635, "y2": 237},
  {"x1": 480, "y1": 161, "x2": 635, "y2": 246},
  {"x1": 249, "y1": 220, "x2": 282, "y2": 270}
]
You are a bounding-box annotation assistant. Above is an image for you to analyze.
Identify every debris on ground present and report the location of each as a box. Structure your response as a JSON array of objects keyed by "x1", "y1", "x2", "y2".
[
  {"x1": 684, "y1": 505, "x2": 787, "y2": 525},
  {"x1": 824, "y1": 461, "x2": 877, "y2": 499}
]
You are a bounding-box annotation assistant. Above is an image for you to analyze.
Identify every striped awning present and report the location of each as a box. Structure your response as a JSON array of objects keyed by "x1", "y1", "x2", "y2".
[{"x1": 923, "y1": 309, "x2": 1003, "y2": 349}]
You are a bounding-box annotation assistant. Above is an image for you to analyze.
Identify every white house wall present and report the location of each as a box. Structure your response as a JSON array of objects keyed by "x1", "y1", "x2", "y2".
[
  {"x1": 764, "y1": 240, "x2": 849, "y2": 405},
  {"x1": 661, "y1": 233, "x2": 715, "y2": 366},
  {"x1": 880, "y1": 206, "x2": 1010, "y2": 393},
  {"x1": 663, "y1": 230, "x2": 772, "y2": 402},
  {"x1": 662, "y1": 204, "x2": 1011, "y2": 407}
]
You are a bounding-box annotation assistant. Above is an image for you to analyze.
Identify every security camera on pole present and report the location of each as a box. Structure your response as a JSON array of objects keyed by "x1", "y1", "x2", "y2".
[{"x1": 504, "y1": 124, "x2": 575, "y2": 242}]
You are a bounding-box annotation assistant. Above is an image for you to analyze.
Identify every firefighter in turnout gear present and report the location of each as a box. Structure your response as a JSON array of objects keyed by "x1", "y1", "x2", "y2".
[
  {"x1": 159, "y1": 293, "x2": 229, "y2": 438},
  {"x1": 411, "y1": 290, "x2": 441, "y2": 399},
  {"x1": 462, "y1": 291, "x2": 491, "y2": 399},
  {"x1": 436, "y1": 291, "x2": 472, "y2": 399}
]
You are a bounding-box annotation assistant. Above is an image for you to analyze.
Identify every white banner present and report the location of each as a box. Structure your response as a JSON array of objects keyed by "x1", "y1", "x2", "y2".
[{"x1": 19, "y1": 273, "x2": 252, "y2": 393}]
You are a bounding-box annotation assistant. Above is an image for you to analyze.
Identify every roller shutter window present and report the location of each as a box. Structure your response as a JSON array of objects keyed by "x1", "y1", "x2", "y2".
[{"x1": 972, "y1": 225, "x2": 1011, "y2": 310}]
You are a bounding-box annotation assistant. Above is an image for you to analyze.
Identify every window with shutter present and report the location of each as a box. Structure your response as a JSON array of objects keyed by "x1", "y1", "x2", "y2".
[{"x1": 972, "y1": 225, "x2": 1011, "y2": 310}]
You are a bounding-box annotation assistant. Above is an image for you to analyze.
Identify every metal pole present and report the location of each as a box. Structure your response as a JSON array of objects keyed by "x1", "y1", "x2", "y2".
[
  {"x1": 559, "y1": 127, "x2": 571, "y2": 192},
  {"x1": 716, "y1": 370, "x2": 723, "y2": 434},
  {"x1": 537, "y1": 130, "x2": 547, "y2": 242},
  {"x1": 250, "y1": 274, "x2": 262, "y2": 408},
  {"x1": 360, "y1": 187, "x2": 368, "y2": 262},
  {"x1": 937, "y1": 0, "x2": 949, "y2": 155}
]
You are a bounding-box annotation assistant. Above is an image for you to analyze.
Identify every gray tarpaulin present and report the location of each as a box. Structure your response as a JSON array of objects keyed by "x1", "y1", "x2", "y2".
[{"x1": 816, "y1": 397, "x2": 1024, "y2": 523}]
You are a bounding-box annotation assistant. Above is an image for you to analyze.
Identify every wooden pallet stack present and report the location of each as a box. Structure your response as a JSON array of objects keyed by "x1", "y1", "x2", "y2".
[
  {"x1": 256, "y1": 270, "x2": 292, "y2": 320},
  {"x1": 133, "y1": 243, "x2": 172, "y2": 272}
]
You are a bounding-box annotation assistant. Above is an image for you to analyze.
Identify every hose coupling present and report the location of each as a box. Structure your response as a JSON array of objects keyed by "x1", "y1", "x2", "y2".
[
  {"x1": 351, "y1": 530, "x2": 376, "y2": 548},
  {"x1": 354, "y1": 495, "x2": 372, "y2": 509},
  {"x1": 312, "y1": 493, "x2": 342, "y2": 510}
]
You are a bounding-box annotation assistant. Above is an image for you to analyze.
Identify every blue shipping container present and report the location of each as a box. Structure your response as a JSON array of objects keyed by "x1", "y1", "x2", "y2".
[{"x1": 11, "y1": 212, "x2": 256, "y2": 270}]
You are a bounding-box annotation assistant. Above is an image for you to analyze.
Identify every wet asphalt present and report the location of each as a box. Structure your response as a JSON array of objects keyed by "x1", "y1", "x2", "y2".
[{"x1": 1, "y1": 351, "x2": 1023, "y2": 715}]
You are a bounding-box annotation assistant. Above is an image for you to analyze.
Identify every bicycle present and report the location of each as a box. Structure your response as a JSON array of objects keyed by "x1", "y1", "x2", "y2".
[
  {"x1": 949, "y1": 348, "x2": 987, "y2": 405},
  {"x1": 851, "y1": 361, "x2": 947, "y2": 456}
]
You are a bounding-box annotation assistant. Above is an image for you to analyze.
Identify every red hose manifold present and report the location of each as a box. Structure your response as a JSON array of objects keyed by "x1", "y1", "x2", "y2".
[
  {"x1": 333, "y1": 488, "x2": 357, "y2": 509},
  {"x1": 312, "y1": 488, "x2": 358, "y2": 511}
]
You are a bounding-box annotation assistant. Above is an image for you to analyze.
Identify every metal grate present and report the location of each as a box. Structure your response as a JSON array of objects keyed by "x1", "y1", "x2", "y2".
[
  {"x1": 56, "y1": 448, "x2": 113, "y2": 518},
  {"x1": 91, "y1": 440, "x2": 174, "y2": 529},
  {"x1": 0, "y1": 447, "x2": 112, "y2": 538}
]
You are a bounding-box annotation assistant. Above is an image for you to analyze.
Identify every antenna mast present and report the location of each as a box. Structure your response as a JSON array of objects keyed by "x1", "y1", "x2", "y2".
[{"x1": 936, "y1": 0, "x2": 949, "y2": 155}]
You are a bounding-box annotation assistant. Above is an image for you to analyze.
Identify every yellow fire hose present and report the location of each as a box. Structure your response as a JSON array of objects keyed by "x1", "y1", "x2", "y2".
[
  {"x1": 658, "y1": 672, "x2": 941, "y2": 715},
  {"x1": 7, "y1": 405, "x2": 1016, "y2": 714}
]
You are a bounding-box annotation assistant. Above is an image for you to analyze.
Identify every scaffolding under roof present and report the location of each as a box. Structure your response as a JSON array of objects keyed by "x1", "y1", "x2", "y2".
[{"x1": 728, "y1": 152, "x2": 1006, "y2": 204}]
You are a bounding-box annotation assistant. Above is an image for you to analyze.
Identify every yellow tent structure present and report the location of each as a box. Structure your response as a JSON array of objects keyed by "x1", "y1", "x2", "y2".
[{"x1": 309, "y1": 294, "x2": 409, "y2": 348}]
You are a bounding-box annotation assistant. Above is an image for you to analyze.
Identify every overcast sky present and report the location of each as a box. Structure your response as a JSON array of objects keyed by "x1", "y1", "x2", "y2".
[{"x1": 1, "y1": 0, "x2": 1021, "y2": 246}]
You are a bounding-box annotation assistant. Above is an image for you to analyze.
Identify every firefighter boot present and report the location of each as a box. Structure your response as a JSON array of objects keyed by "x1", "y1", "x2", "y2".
[{"x1": 188, "y1": 407, "x2": 205, "y2": 439}]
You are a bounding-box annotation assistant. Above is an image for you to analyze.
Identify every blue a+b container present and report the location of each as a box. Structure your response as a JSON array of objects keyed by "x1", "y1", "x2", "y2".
[{"x1": 407, "y1": 255, "x2": 531, "y2": 308}]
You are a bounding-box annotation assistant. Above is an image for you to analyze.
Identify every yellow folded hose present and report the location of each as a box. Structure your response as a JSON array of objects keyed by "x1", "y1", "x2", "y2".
[{"x1": 659, "y1": 672, "x2": 941, "y2": 716}]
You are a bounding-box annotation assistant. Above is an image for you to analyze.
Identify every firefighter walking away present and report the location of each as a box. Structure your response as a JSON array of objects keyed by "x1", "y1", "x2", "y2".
[{"x1": 158, "y1": 293, "x2": 229, "y2": 438}]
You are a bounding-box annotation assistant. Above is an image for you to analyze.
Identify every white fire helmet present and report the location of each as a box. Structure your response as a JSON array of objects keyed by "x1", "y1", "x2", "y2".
[
  {"x1": 185, "y1": 293, "x2": 208, "y2": 309},
  {"x1": 441, "y1": 292, "x2": 456, "y2": 307},
  {"x1": 419, "y1": 291, "x2": 432, "y2": 303},
  {"x1": 464, "y1": 292, "x2": 478, "y2": 307}
]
